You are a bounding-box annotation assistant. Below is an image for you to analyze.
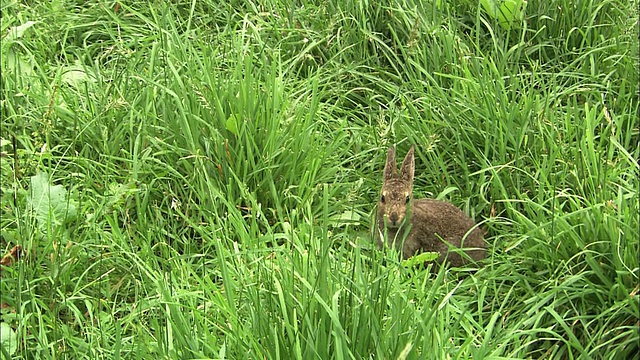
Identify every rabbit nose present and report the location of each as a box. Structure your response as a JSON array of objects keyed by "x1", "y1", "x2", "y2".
[{"x1": 389, "y1": 213, "x2": 398, "y2": 224}]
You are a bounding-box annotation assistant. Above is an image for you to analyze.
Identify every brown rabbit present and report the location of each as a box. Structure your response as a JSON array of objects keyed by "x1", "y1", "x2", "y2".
[{"x1": 374, "y1": 146, "x2": 486, "y2": 267}]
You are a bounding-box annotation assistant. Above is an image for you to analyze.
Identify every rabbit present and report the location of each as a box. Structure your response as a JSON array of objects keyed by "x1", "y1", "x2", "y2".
[{"x1": 374, "y1": 146, "x2": 486, "y2": 267}]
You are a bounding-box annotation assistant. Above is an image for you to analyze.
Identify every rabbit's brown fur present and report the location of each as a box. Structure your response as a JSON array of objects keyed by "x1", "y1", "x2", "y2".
[{"x1": 374, "y1": 146, "x2": 486, "y2": 267}]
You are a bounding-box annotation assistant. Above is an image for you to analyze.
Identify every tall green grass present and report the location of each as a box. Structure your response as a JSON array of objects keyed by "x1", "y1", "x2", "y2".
[{"x1": 1, "y1": 0, "x2": 638, "y2": 358}]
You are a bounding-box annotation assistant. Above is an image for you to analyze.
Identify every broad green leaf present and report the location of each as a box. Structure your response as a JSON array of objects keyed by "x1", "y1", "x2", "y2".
[
  {"x1": 0, "y1": 322, "x2": 17, "y2": 356},
  {"x1": 402, "y1": 252, "x2": 439, "y2": 267},
  {"x1": 27, "y1": 172, "x2": 77, "y2": 232},
  {"x1": 3, "y1": 20, "x2": 37, "y2": 42},
  {"x1": 4, "y1": 50, "x2": 34, "y2": 78},
  {"x1": 60, "y1": 60, "x2": 96, "y2": 87},
  {"x1": 225, "y1": 114, "x2": 239, "y2": 136},
  {"x1": 328, "y1": 210, "x2": 362, "y2": 227},
  {"x1": 480, "y1": 0, "x2": 498, "y2": 17},
  {"x1": 480, "y1": 0, "x2": 527, "y2": 30},
  {"x1": 497, "y1": 0, "x2": 527, "y2": 30}
]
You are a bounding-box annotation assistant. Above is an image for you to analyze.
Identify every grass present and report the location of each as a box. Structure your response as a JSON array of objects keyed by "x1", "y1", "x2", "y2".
[{"x1": 1, "y1": 0, "x2": 638, "y2": 358}]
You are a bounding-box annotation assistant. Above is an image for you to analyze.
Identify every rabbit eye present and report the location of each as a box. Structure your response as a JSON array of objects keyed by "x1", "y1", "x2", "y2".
[
  {"x1": 380, "y1": 195, "x2": 386, "y2": 203},
  {"x1": 405, "y1": 196, "x2": 410, "y2": 204}
]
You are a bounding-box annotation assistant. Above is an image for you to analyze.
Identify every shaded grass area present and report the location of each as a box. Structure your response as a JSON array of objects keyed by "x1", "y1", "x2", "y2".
[{"x1": 1, "y1": 0, "x2": 638, "y2": 358}]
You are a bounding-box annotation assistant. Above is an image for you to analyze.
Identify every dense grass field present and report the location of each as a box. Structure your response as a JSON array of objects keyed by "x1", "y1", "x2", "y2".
[{"x1": 1, "y1": 0, "x2": 638, "y2": 358}]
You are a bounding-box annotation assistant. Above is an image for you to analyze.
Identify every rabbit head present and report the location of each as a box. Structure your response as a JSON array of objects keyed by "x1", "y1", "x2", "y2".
[{"x1": 378, "y1": 146, "x2": 415, "y2": 228}]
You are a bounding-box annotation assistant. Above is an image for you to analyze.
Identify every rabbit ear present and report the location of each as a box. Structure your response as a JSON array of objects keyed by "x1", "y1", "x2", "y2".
[
  {"x1": 400, "y1": 146, "x2": 415, "y2": 183},
  {"x1": 384, "y1": 147, "x2": 397, "y2": 180}
]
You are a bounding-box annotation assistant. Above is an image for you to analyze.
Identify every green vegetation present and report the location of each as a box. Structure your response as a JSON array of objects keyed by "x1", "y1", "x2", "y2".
[{"x1": 1, "y1": 0, "x2": 638, "y2": 358}]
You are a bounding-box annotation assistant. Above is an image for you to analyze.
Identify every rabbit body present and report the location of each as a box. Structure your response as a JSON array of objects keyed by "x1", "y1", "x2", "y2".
[{"x1": 374, "y1": 146, "x2": 485, "y2": 267}]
